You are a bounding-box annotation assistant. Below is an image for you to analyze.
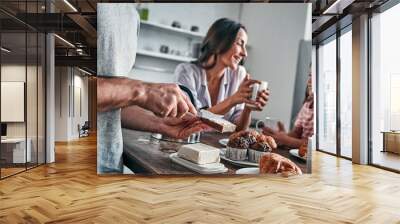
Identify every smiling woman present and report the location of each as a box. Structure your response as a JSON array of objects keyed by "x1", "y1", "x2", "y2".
[{"x1": 176, "y1": 18, "x2": 270, "y2": 131}]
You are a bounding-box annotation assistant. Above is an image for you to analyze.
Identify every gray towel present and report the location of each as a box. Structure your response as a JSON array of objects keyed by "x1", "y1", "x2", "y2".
[{"x1": 97, "y1": 3, "x2": 139, "y2": 173}]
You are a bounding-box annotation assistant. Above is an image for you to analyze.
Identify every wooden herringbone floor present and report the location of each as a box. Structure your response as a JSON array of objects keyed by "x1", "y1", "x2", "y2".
[{"x1": 1, "y1": 134, "x2": 400, "y2": 223}]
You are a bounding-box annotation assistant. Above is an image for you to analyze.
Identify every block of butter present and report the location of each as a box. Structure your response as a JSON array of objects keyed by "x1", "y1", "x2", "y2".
[{"x1": 177, "y1": 143, "x2": 220, "y2": 165}]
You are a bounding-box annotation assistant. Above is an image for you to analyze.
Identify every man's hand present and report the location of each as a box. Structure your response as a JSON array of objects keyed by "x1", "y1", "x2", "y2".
[
  {"x1": 97, "y1": 77, "x2": 196, "y2": 117},
  {"x1": 162, "y1": 113, "x2": 197, "y2": 126},
  {"x1": 160, "y1": 114, "x2": 213, "y2": 139},
  {"x1": 259, "y1": 153, "x2": 302, "y2": 176},
  {"x1": 137, "y1": 83, "x2": 197, "y2": 118}
]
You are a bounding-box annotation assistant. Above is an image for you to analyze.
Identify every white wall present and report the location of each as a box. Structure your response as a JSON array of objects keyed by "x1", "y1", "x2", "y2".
[
  {"x1": 55, "y1": 67, "x2": 68, "y2": 141},
  {"x1": 1, "y1": 82, "x2": 25, "y2": 122},
  {"x1": 141, "y1": 3, "x2": 240, "y2": 35},
  {"x1": 72, "y1": 73, "x2": 89, "y2": 138},
  {"x1": 1, "y1": 63, "x2": 46, "y2": 163},
  {"x1": 1, "y1": 65, "x2": 34, "y2": 137},
  {"x1": 240, "y1": 3, "x2": 310, "y2": 128},
  {"x1": 54, "y1": 67, "x2": 89, "y2": 141},
  {"x1": 1, "y1": 65, "x2": 26, "y2": 139},
  {"x1": 133, "y1": 3, "x2": 240, "y2": 83}
]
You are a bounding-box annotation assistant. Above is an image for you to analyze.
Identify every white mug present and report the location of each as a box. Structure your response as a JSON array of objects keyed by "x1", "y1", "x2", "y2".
[
  {"x1": 255, "y1": 117, "x2": 278, "y2": 132},
  {"x1": 248, "y1": 81, "x2": 268, "y2": 108},
  {"x1": 250, "y1": 83, "x2": 260, "y2": 101},
  {"x1": 250, "y1": 81, "x2": 268, "y2": 100}
]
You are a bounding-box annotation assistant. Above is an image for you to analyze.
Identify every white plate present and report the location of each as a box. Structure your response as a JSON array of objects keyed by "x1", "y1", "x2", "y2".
[
  {"x1": 218, "y1": 138, "x2": 229, "y2": 147},
  {"x1": 236, "y1": 167, "x2": 259, "y2": 174},
  {"x1": 289, "y1": 149, "x2": 306, "y2": 161},
  {"x1": 169, "y1": 153, "x2": 228, "y2": 174},
  {"x1": 219, "y1": 148, "x2": 259, "y2": 167}
]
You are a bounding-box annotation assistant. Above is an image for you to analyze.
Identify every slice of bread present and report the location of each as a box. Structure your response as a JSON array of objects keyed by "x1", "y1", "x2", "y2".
[{"x1": 199, "y1": 110, "x2": 236, "y2": 133}]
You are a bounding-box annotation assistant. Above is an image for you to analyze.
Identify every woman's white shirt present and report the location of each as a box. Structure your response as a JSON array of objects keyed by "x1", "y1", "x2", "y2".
[{"x1": 175, "y1": 63, "x2": 247, "y2": 122}]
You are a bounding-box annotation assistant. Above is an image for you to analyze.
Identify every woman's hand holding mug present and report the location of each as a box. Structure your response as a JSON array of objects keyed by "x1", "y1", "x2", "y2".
[
  {"x1": 231, "y1": 73, "x2": 260, "y2": 106},
  {"x1": 246, "y1": 80, "x2": 269, "y2": 111}
]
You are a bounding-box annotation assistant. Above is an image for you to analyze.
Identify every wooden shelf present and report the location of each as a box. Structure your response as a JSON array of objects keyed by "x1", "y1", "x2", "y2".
[
  {"x1": 133, "y1": 65, "x2": 173, "y2": 74},
  {"x1": 137, "y1": 49, "x2": 196, "y2": 62},
  {"x1": 140, "y1": 21, "x2": 205, "y2": 39}
]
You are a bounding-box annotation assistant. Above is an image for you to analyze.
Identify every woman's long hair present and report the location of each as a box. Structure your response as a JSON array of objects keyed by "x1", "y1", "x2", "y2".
[{"x1": 194, "y1": 18, "x2": 246, "y2": 70}]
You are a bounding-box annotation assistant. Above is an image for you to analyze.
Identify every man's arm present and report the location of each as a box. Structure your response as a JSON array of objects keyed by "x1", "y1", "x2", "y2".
[
  {"x1": 97, "y1": 77, "x2": 196, "y2": 118},
  {"x1": 97, "y1": 77, "x2": 145, "y2": 112},
  {"x1": 121, "y1": 105, "x2": 162, "y2": 133},
  {"x1": 121, "y1": 106, "x2": 210, "y2": 139}
]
